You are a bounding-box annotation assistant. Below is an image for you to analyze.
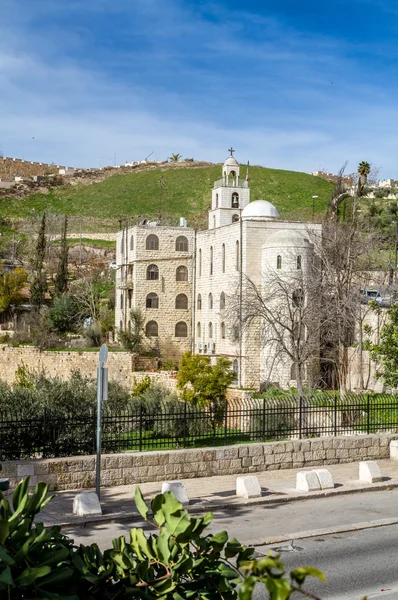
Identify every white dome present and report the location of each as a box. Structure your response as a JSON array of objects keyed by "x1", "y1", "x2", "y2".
[
  {"x1": 242, "y1": 200, "x2": 280, "y2": 219},
  {"x1": 223, "y1": 156, "x2": 239, "y2": 167},
  {"x1": 263, "y1": 230, "x2": 312, "y2": 248}
]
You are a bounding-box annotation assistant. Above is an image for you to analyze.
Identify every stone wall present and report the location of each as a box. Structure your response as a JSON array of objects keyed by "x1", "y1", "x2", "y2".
[
  {"x1": 0, "y1": 346, "x2": 133, "y2": 386},
  {"x1": 2, "y1": 434, "x2": 395, "y2": 491},
  {"x1": 0, "y1": 157, "x2": 64, "y2": 178}
]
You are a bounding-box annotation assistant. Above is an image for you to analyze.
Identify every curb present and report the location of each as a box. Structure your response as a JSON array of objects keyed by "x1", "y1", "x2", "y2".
[{"x1": 46, "y1": 478, "x2": 398, "y2": 531}]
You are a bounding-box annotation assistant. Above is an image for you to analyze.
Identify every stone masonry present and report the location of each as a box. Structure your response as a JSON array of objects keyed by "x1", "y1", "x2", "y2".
[
  {"x1": 1, "y1": 434, "x2": 395, "y2": 491},
  {"x1": 0, "y1": 156, "x2": 64, "y2": 179}
]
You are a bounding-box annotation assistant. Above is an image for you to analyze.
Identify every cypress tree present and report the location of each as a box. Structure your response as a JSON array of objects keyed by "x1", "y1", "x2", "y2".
[
  {"x1": 30, "y1": 212, "x2": 47, "y2": 309},
  {"x1": 54, "y1": 215, "x2": 69, "y2": 296}
]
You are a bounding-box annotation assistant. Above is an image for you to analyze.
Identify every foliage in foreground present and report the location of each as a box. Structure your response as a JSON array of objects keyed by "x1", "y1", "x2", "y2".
[
  {"x1": 0, "y1": 477, "x2": 324, "y2": 599},
  {"x1": 372, "y1": 303, "x2": 398, "y2": 388}
]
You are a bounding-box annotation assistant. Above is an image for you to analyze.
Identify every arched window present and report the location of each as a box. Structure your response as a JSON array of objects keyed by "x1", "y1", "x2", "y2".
[
  {"x1": 232, "y1": 214, "x2": 239, "y2": 223},
  {"x1": 232, "y1": 359, "x2": 239, "y2": 383},
  {"x1": 130, "y1": 235, "x2": 134, "y2": 251},
  {"x1": 197, "y1": 322, "x2": 201, "y2": 338},
  {"x1": 146, "y1": 292, "x2": 159, "y2": 308},
  {"x1": 119, "y1": 320, "x2": 123, "y2": 330},
  {"x1": 290, "y1": 363, "x2": 297, "y2": 380},
  {"x1": 197, "y1": 293, "x2": 202, "y2": 310},
  {"x1": 222, "y1": 244, "x2": 225, "y2": 273},
  {"x1": 213, "y1": 216, "x2": 216, "y2": 229},
  {"x1": 121, "y1": 236, "x2": 125, "y2": 255},
  {"x1": 128, "y1": 290, "x2": 132, "y2": 308},
  {"x1": 146, "y1": 234, "x2": 159, "y2": 250},
  {"x1": 232, "y1": 325, "x2": 239, "y2": 341},
  {"x1": 176, "y1": 236, "x2": 188, "y2": 252},
  {"x1": 220, "y1": 291, "x2": 225, "y2": 309},
  {"x1": 176, "y1": 265, "x2": 188, "y2": 281},
  {"x1": 175, "y1": 321, "x2": 188, "y2": 337},
  {"x1": 208, "y1": 322, "x2": 213, "y2": 338},
  {"x1": 293, "y1": 288, "x2": 304, "y2": 307},
  {"x1": 120, "y1": 293, "x2": 123, "y2": 309},
  {"x1": 210, "y1": 246, "x2": 213, "y2": 275},
  {"x1": 208, "y1": 293, "x2": 213, "y2": 309},
  {"x1": 199, "y1": 249, "x2": 202, "y2": 277},
  {"x1": 215, "y1": 193, "x2": 219, "y2": 208},
  {"x1": 175, "y1": 293, "x2": 188, "y2": 309},
  {"x1": 297, "y1": 255, "x2": 302, "y2": 269},
  {"x1": 147, "y1": 264, "x2": 159, "y2": 280},
  {"x1": 236, "y1": 240, "x2": 239, "y2": 271},
  {"x1": 146, "y1": 320, "x2": 158, "y2": 337},
  {"x1": 232, "y1": 193, "x2": 239, "y2": 208},
  {"x1": 277, "y1": 255, "x2": 282, "y2": 270},
  {"x1": 221, "y1": 322, "x2": 226, "y2": 339}
]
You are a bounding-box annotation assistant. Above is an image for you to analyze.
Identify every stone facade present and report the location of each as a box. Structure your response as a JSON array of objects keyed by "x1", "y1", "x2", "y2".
[
  {"x1": 1, "y1": 434, "x2": 394, "y2": 491},
  {"x1": 115, "y1": 152, "x2": 322, "y2": 389}
]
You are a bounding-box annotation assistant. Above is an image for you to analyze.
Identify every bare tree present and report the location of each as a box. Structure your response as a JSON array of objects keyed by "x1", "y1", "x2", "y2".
[
  {"x1": 328, "y1": 161, "x2": 351, "y2": 217},
  {"x1": 230, "y1": 257, "x2": 322, "y2": 398}
]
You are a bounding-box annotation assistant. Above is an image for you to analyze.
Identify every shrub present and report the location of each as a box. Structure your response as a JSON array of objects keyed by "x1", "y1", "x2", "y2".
[
  {"x1": 152, "y1": 394, "x2": 211, "y2": 445},
  {"x1": 47, "y1": 294, "x2": 80, "y2": 333},
  {"x1": 0, "y1": 478, "x2": 324, "y2": 599}
]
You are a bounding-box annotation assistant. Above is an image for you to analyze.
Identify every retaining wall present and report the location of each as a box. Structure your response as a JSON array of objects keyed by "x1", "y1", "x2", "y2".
[{"x1": 2, "y1": 434, "x2": 395, "y2": 491}]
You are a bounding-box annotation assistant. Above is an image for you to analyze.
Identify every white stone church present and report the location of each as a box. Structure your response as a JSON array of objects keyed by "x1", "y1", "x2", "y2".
[{"x1": 115, "y1": 152, "x2": 322, "y2": 389}]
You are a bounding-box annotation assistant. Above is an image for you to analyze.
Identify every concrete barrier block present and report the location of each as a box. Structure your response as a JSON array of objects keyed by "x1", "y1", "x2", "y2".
[
  {"x1": 359, "y1": 461, "x2": 383, "y2": 483},
  {"x1": 236, "y1": 476, "x2": 262, "y2": 498},
  {"x1": 390, "y1": 440, "x2": 398, "y2": 460},
  {"x1": 312, "y1": 469, "x2": 334, "y2": 490},
  {"x1": 73, "y1": 492, "x2": 102, "y2": 516},
  {"x1": 161, "y1": 481, "x2": 189, "y2": 505},
  {"x1": 296, "y1": 471, "x2": 321, "y2": 492}
]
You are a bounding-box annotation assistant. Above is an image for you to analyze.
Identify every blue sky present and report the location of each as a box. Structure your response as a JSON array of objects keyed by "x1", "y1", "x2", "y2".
[{"x1": 1, "y1": 0, "x2": 398, "y2": 176}]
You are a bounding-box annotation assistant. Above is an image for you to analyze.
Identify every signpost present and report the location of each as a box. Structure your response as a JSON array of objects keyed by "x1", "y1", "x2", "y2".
[{"x1": 96, "y1": 344, "x2": 108, "y2": 500}]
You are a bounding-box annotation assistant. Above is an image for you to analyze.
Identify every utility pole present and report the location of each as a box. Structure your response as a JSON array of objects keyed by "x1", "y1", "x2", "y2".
[{"x1": 96, "y1": 344, "x2": 108, "y2": 500}]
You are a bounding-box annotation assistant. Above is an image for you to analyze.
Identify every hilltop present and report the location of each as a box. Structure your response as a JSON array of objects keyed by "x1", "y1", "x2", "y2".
[{"x1": 1, "y1": 162, "x2": 333, "y2": 234}]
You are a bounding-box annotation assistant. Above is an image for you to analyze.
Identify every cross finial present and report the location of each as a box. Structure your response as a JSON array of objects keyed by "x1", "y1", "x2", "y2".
[{"x1": 228, "y1": 146, "x2": 235, "y2": 157}]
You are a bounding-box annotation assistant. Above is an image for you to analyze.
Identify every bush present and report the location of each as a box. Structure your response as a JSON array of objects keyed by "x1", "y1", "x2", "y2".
[
  {"x1": 0, "y1": 478, "x2": 324, "y2": 599},
  {"x1": 47, "y1": 294, "x2": 80, "y2": 333},
  {"x1": 84, "y1": 322, "x2": 102, "y2": 347},
  {"x1": 152, "y1": 394, "x2": 211, "y2": 445}
]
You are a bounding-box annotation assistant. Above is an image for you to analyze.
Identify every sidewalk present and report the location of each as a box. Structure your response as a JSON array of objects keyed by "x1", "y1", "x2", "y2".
[{"x1": 37, "y1": 458, "x2": 398, "y2": 528}]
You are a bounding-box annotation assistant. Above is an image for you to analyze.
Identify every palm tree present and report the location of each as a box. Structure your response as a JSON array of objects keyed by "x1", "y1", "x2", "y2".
[
  {"x1": 168, "y1": 153, "x2": 182, "y2": 162},
  {"x1": 357, "y1": 161, "x2": 371, "y2": 196}
]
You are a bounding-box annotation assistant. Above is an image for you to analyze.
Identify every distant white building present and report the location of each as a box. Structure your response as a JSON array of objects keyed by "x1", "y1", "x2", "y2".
[{"x1": 115, "y1": 151, "x2": 322, "y2": 389}]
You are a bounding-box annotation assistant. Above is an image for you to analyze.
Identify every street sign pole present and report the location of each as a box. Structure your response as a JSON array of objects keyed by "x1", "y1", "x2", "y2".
[{"x1": 96, "y1": 344, "x2": 108, "y2": 500}]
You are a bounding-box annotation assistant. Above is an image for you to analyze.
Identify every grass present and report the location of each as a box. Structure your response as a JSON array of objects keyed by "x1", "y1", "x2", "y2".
[
  {"x1": 0, "y1": 165, "x2": 333, "y2": 231},
  {"x1": 53, "y1": 237, "x2": 116, "y2": 249}
]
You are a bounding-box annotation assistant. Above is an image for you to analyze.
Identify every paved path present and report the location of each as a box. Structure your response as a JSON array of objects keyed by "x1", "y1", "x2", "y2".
[{"x1": 37, "y1": 458, "x2": 398, "y2": 528}]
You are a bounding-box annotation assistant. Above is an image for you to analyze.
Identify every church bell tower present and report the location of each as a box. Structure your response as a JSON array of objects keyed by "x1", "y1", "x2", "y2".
[{"x1": 208, "y1": 148, "x2": 251, "y2": 229}]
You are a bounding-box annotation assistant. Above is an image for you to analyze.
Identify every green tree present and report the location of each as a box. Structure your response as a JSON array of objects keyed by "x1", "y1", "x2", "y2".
[
  {"x1": 54, "y1": 215, "x2": 68, "y2": 296},
  {"x1": 168, "y1": 153, "x2": 182, "y2": 162},
  {"x1": 0, "y1": 267, "x2": 28, "y2": 313},
  {"x1": 118, "y1": 308, "x2": 145, "y2": 352},
  {"x1": 177, "y1": 351, "x2": 235, "y2": 429},
  {"x1": 371, "y1": 303, "x2": 398, "y2": 387},
  {"x1": 46, "y1": 294, "x2": 80, "y2": 333},
  {"x1": 357, "y1": 160, "x2": 371, "y2": 196},
  {"x1": 30, "y1": 213, "x2": 47, "y2": 309}
]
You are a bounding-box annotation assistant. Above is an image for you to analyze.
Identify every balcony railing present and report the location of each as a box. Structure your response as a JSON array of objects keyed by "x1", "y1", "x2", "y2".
[{"x1": 213, "y1": 177, "x2": 248, "y2": 189}]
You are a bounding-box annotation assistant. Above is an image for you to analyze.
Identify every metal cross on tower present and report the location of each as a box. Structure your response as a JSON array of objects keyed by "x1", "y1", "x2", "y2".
[{"x1": 228, "y1": 146, "x2": 235, "y2": 157}]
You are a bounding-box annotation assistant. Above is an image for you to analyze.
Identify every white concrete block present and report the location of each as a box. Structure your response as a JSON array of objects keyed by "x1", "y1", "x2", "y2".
[
  {"x1": 359, "y1": 461, "x2": 383, "y2": 484},
  {"x1": 73, "y1": 492, "x2": 102, "y2": 516},
  {"x1": 236, "y1": 476, "x2": 262, "y2": 499},
  {"x1": 161, "y1": 481, "x2": 189, "y2": 505},
  {"x1": 312, "y1": 469, "x2": 334, "y2": 490},
  {"x1": 296, "y1": 471, "x2": 321, "y2": 492},
  {"x1": 390, "y1": 440, "x2": 398, "y2": 460}
]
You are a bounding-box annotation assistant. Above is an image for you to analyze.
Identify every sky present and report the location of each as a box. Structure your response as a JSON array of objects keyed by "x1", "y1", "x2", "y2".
[{"x1": 1, "y1": 0, "x2": 398, "y2": 177}]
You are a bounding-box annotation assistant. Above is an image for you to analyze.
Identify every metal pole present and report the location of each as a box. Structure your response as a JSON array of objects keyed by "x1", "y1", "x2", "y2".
[{"x1": 96, "y1": 344, "x2": 108, "y2": 500}]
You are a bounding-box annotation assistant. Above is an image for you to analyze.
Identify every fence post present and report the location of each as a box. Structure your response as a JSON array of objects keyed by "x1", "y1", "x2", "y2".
[
  {"x1": 139, "y1": 404, "x2": 143, "y2": 452},
  {"x1": 334, "y1": 394, "x2": 337, "y2": 437},
  {"x1": 42, "y1": 407, "x2": 47, "y2": 459},
  {"x1": 262, "y1": 398, "x2": 266, "y2": 442},
  {"x1": 183, "y1": 402, "x2": 187, "y2": 448},
  {"x1": 367, "y1": 394, "x2": 370, "y2": 435},
  {"x1": 224, "y1": 399, "x2": 228, "y2": 446},
  {"x1": 299, "y1": 397, "x2": 303, "y2": 439}
]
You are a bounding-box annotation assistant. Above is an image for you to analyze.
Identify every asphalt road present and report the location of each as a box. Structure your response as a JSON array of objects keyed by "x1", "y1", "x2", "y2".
[{"x1": 67, "y1": 489, "x2": 398, "y2": 599}]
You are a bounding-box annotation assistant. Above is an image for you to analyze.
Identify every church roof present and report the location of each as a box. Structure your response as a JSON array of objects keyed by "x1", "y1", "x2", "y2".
[
  {"x1": 241, "y1": 199, "x2": 280, "y2": 219},
  {"x1": 223, "y1": 156, "x2": 239, "y2": 167}
]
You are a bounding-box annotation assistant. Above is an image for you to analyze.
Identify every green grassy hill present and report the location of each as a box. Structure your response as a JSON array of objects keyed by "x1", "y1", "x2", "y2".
[{"x1": 1, "y1": 164, "x2": 333, "y2": 233}]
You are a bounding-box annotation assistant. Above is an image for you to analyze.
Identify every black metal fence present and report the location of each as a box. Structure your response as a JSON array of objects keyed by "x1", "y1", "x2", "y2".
[{"x1": 1, "y1": 393, "x2": 398, "y2": 460}]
